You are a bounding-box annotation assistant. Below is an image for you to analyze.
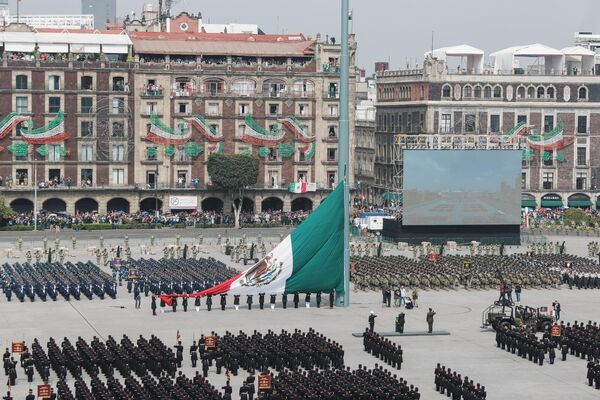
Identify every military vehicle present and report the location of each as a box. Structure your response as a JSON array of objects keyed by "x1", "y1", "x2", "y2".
[{"x1": 481, "y1": 302, "x2": 554, "y2": 332}]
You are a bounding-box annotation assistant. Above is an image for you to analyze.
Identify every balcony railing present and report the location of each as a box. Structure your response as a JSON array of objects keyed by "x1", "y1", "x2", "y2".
[{"x1": 140, "y1": 89, "x2": 164, "y2": 97}]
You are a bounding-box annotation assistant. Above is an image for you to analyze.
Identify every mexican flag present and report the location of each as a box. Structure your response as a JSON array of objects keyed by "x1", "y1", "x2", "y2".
[
  {"x1": 160, "y1": 184, "x2": 344, "y2": 304},
  {"x1": 289, "y1": 182, "x2": 317, "y2": 193}
]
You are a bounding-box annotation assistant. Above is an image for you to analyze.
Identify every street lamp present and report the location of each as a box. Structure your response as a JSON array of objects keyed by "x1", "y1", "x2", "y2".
[{"x1": 33, "y1": 149, "x2": 37, "y2": 231}]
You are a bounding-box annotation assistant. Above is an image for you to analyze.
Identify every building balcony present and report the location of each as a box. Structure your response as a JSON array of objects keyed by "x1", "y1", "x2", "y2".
[
  {"x1": 323, "y1": 91, "x2": 340, "y2": 100},
  {"x1": 140, "y1": 90, "x2": 164, "y2": 98}
]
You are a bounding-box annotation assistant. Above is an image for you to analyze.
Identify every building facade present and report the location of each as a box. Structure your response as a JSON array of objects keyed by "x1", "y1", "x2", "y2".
[
  {"x1": 0, "y1": 19, "x2": 357, "y2": 215},
  {"x1": 354, "y1": 75, "x2": 376, "y2": 202},
  {"x1": 81, "y1": 0, "x2": 116, "y2": 28},
  {"x1": 375, "y1": 44, "x2": 600, "y2": 209}
]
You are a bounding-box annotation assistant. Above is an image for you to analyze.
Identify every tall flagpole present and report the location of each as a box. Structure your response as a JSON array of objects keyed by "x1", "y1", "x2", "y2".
[{"x1": 336, "y1": 0, "x2": 350, "y2": 307}]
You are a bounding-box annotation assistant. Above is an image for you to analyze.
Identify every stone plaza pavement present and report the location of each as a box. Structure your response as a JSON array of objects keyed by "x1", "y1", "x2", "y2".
[{"x1": 0, "y1": 229, "x2": 599, "y2": 399}]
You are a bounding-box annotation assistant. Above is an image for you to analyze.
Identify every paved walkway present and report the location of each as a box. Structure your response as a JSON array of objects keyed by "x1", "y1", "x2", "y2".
[{"x1": 0, "y1": 232, "x2": 599, "y2": 399}]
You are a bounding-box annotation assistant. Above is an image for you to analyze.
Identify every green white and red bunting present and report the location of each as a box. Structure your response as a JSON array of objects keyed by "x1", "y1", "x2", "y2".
[
  {"x1": 186, "y1": 115, "x2": 224, "y2": 142},
  {"x1": 0, "y1": 113, "x2": 28, "y2": 139},
  {"x1": 280, "y1": 116, "x2": 316, "y2": 143},
  {"x1": 299, "y1": 142, "x2": 316, "y2": 161},
  {"x1": 241, "y1": 115, "x2": 286, "y2": 146},
  {"x1": 208, "y1": 141, "x2": 224, "y2": 153},
  {"x1": 147, "y1": 113, "x2": 192, "y2": 145},
  {"x1": 526, "y1": 122, "x2": 574, "y2": 150},
  {"x1": 20, "y1": 111, "x2": 68, "y2": 144},
  {"x1": 160, "y1": 183, "x2": 344, "y2": 304},
  {"x1": 492, "y1": 121, "x2": 531, "y2": 143}
]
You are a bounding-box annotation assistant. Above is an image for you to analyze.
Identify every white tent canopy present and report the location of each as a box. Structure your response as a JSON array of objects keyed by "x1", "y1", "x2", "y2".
[
  {"x1": 490, "y1": 44, "x2": 564, "y2": 75},
  {"x1": 561, "y1": 46, "x2": 595, "y2": 75},
  {"x1": 425, "y1": 44, "x2": 484, "y2": 74},
  {"x1": 0, "y1": 31, "x2": 132, "y2": 54}
]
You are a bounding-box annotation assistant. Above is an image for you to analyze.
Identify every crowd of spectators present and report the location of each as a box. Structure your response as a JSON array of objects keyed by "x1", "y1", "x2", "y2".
[{"x1": 2, "y1": 209, "x2": 311, "y2": 229}]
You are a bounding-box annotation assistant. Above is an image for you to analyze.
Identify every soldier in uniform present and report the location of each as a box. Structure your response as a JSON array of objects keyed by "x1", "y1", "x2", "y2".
[
  {"x1": 220, "y1": 294, "x2": 227, "y2": 311},
  {"x1": 190, "y1": 341, "x2": 198, "y2": 367},
  {"x1": 427, "y1": 308, "x2": 436, "y2": 333}
]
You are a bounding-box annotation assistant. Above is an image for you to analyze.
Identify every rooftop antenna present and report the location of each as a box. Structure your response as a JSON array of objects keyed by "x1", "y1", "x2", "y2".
[{"x1": 431, "y1": 30, "x2": 434, "y2": 55}]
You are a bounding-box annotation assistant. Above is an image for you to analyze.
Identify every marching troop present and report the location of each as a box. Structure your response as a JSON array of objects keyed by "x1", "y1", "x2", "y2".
[
  {"x1": 351, "y1": 254, "x2": 600, "y2": 292},
  {"x1": 434, "y1": 365, "x2": 486, "y2": 400},
  {"x1": 1, "y1": 261, "x2": 115, "y2": 303}
]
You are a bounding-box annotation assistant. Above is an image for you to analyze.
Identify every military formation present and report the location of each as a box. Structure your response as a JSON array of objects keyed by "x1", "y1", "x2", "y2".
[
  {"x1": 560, "y1": 321, "x2": 600, "y2": 362},
  {"x1": 350, "y1": 253, "x2": 600, "y2": 292},
  {"x1": 3, "y1": 334, "x2": 223, "y2": 400},
  {"x1": 495, "y1": 326, "x2": 558, "y2": 366},
  {"x1": 206, "y1": 329, "x2": 345, "y2": 374},
  {"x1": 0, "y1": 261, "x2": 116, "y2": 302},
  {"x1": 265, "y1": 364, "x2": 420, "y2": 400},
  {"x1": 587, "y1": 242, "x2": 600, "y2": 258},
  {"x1": 114, "y1": 258, "x2": 238, "y2": 297},
  {"x1": 362, "y1": 329, "x2": 403, "y2": 369},
  {"x1": 527, "y1": 241, "x2": 565, "y2": 255},
  {"x1": 434, "y1": 365, "x2": 487, "y2": 400},
  {"x1": 587, "y1": 361, "x2": 600, "y2": 389},
  {"x1": 220, "y1": 233, "x2": 276, "y2": 265}
]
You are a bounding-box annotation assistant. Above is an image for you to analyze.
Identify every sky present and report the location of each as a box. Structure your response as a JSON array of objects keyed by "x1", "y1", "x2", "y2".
[{"x1": 8, "y1": 0, "x2": 600, "y2": 73}]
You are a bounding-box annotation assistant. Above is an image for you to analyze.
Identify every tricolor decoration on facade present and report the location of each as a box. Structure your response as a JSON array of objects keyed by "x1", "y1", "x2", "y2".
[
  {"x1": 186, "y1": 115, "x2": 224, "y2": 142},
  {"x1": 241, "y1": 115, "x2": 286, "y2": 146},
  {"x1": 280, "y1": 116, "x2": 316, "y2": 143},
  {"x1": 208, "y1": 141, "x2": 224, "y2": 153},
  {"x1": 20, "y1": 111, "x2": 68, "y2": 144},
  {"x1": 299, "y1": 142, "x2": 316, "y2": 161},
  {"x1": 289, "y1": 181, "x2": 317, "y2": 193},
  {"x1": 0, "y1": 113, "x2": 28, "y2": 140},
  {"x1": 494, "y1": 121, "x2": 531, "y2": 143},
  {"x1": 184, "y1": 142, "x2": 204, "y2": 158},
  {"x1": 7, "y1": 141, "x2": 29, "y2": 157},
  {"x1": 147, "y1": 113, "x2": 192, "y2": 145},
  {"x1": 526, "y1": 122, "x2": 574, "y2": 150}
]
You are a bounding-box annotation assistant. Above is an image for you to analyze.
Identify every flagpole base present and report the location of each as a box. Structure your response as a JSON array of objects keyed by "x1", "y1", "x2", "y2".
[{"x1": 335, "y1": 292, "x2": 347, "y2": 307}]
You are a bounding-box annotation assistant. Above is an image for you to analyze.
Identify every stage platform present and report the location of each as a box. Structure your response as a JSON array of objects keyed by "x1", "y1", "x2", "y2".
[{"x1": 352, "y1": 331, "x2": 451, "y2": 337}]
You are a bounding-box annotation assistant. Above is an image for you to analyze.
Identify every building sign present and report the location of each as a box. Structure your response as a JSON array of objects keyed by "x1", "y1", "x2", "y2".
[
  {"x1": 541, "y1": 194, "x2": 561, "y2": 202},
  {"x1": 168, "y1": 195, "x2": 198, "y2": 210}
]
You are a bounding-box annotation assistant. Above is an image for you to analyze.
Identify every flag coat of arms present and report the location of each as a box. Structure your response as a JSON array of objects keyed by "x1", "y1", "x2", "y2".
[{"x1": 161, "y1": 183, "x2": 345, "y2": 303}]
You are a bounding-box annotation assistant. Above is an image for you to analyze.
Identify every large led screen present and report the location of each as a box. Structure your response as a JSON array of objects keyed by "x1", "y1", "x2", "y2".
[{"x1": 402, "y1": 150, "x2": 521, "y2": 226}]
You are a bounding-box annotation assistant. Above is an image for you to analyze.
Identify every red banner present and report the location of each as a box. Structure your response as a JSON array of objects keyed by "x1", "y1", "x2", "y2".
[
  {"x1": 11, "y1": 341, "x2": 25, "y2": 354},
  {"x1": 205, "y1": 336, "x2": 217, "y2": 348},
  {"x1": 258, "y1": 373, "x2": 272, "y2": 390},
  {"x1": 38, "y1": 384, "x2": 51, "y2": 399}
]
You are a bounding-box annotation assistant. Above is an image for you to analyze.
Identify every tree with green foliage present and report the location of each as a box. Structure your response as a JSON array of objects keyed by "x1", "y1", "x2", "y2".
[
  {"x1": 0, "y1": 195, "x2": 15, "y2": 224},
  {"x1": 564, "y1": 208, "x2": 590, "y2": 226},
  {"x1": 207, "y1": 153, "x2": 259, "y2": 228}
]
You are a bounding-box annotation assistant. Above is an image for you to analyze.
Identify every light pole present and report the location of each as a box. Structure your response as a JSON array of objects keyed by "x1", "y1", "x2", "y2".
[
  {"x1": 155, "y1": 167, "x2": 159, "y2": 218},
  {"x1": 33, "y1": 152, "x2": 37, "y2": 231},
  {"x1": 336, "y1": 0, "x2": 351, "y2": 307}
]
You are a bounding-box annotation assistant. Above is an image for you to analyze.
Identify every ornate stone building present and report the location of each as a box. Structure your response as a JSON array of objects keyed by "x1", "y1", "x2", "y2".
[
  {"x1": 0, "y1": 18, "x2": 357, "y2": 215},
  {"x1": 375, "y1": 44, "x2": 600, "y2": 209}
]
